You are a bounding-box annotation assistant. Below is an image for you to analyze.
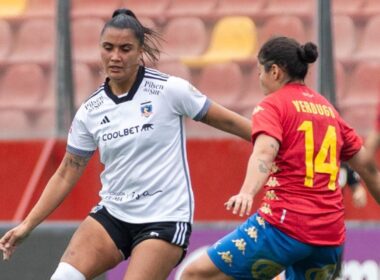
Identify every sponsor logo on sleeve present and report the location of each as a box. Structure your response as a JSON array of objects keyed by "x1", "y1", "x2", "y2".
[{"x1": 85, "y1": 96, "x2": 105, "y2": 112}]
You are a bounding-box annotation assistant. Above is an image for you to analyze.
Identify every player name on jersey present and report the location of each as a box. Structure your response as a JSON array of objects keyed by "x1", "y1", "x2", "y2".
[{"x1": 292, "y1": 100, "x2": 335, "y2": 118}]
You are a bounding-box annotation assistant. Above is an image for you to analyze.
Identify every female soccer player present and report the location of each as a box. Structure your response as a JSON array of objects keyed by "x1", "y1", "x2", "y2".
[
  {"x1": 180, "y1": 36, "x2": 380, "y2": 280},
  {"x1": 0, "y1": 9, "x2": 251, "y2": 280}
]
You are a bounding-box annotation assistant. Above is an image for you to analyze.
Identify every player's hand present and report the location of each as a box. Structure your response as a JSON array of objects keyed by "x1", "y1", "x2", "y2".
[
  {"x1": 0, "y1": 224, "x2": 30, "y2": 261},
  {"x1": 352, "y1": 184, "x2": 367, "y2": 208},
  {"x1": 224, "y1": 192, "x2": 253, "y2": 217}
]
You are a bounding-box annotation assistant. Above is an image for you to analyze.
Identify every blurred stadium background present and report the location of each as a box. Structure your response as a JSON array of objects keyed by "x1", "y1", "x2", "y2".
[{"x1": 0, "y1": 0, "x2": 380, "y2": 279}]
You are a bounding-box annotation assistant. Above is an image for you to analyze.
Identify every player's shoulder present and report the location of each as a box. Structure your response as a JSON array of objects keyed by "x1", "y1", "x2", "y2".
[
  {"x1": 77, "y1": 83, "x2": 107, "y2": 114},
  {"x1": 144, "y1": 67, "x2": 188, "y2": 88},
  {"x1": 144, "y1": 67, "x2": 170, "y2": 82}
]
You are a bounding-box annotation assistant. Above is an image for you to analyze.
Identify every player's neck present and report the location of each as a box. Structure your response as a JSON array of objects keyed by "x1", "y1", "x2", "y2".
[{"x1": 109, "y1": 69, "x2": 139, "y2": 96}]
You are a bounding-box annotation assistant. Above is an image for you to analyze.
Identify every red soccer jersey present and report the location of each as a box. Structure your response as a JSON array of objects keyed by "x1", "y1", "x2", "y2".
[{"x1": 251, "y1": 83, "x2": 362, "y2": 246}]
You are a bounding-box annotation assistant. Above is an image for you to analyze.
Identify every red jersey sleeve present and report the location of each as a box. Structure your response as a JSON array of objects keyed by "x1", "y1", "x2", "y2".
[
  {"x1": 339, "y1": 117, "x2": 362, "y2": 161},
  {"x1": 251, "y1": 99, "x2": 283, "y2": 145}
]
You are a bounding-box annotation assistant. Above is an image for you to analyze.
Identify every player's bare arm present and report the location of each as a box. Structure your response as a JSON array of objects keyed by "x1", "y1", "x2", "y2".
[
  {"x1": 348, "y1": 147, "x2": 380, "y2": 204},
  {"x1": 225, "y1": 134, "x2": 279, "y2": 217},
  {"x1": 201, "y1": 101, "x2": 252, "y2": 141},
  {"x1": 22, "y1": 151, "x2": 91, "y2": 227},
  {"x1": 364, "y1": 130, "x2": 380, "y2": 159},
  {"x1": 0, "y1": 152, "x2": 91, "y2": 261}
]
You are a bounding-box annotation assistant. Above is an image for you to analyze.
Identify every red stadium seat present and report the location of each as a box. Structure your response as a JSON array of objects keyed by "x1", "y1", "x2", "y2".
[
  {"x1": 161, "y1": 17, "x2": 208, "y2": 62},
  {"x1": 46, "y1": 63, "x2": 97, "y2": 109},
  {"x1": 93, "y1": 67, "x2": 107, "y2": 88},
  {"x1": 332, "y1": 15, "x2": 357, "y2": 62},
  {"x1": 8, "y1": 18, "x2": 55, "y2": 65},
  {"x1": 71, "y1": 0, "x2": 122, "y2": 19},
  {"x1": 156, "y1": 61, "x2": 191, "y2": 81},
  {"x1": 0, "y1": 63, "x2": 47, "y2": 109},
  {"x1": 264, "y1": 0, "x2": 313, "y2": 22},
  {"x1": 166, "y1": 0, "x2": 218, "y2": 19},
  {"x1": 197, "y1": 62, "x2": 243, "y2": 110},
  {"x1": 340, "y1": 101, "x2": 378, "y2": 138},
  {"x1": 185, "y1": 61, "x2": 246, "y2": 139},
  {"x1": 0, "y1": 19, "x2": 12, "y2": 62},
  {"x1": 185, "y1": 62, "x2": 245, "y2": 139},
  {"x1": 343, "y1": 61, "x2": 380, "y2": 103},
  {"x1": 339, "y1": 61, "x2": 380, "y2": 136},
  {"x1": 239, "y1": 66, "x2": 265, "y2": 118},
  {"x1": 73, "y1": 63, "x2": 96, "y2": 108},
  {"x1": 340, "y1": 103, "x2": 377, "y2": 138},
  {"x1": 122, "y1": 0, "x2": 170, "y2": 20},
  {"x1": 138, "y1": 17, "x2": 156, "y2": 29},
  {"x1": 305, "y1": 64, "x2": 317, "y2": 89},
  {"x1": 29, "y1": 108, "x2": 56, "y2": 135},
  {"x1": 258, "y1": 16, "x2": 307, "y2": 47},
  {"x1": 332, "y1": 0, "x2": 366, "y2": 16},
  {"x1": 334, "y1": 61, "x2": 346, "y2": 106},
  {"x1": 216, "y1": 0, "x2": 268, "y2": 19},
  {"x1": 24, "y1": 0, "x2": 55, "y2": 18},
  {"x1": 71, "y1": 17, "x2": 105, "y2": 65},
  {"x1": 0, "y1": 110, "x2": 30, "y2": 136},
  {"x1": 355, "y1": 15, "x2": 380, "y2": 60},
  {"x1": 185, "y1": 118, "x2": 240, "y2": 139},
  {"x1": 362, "y1": 0, "x2": 380, "y2": 17}
]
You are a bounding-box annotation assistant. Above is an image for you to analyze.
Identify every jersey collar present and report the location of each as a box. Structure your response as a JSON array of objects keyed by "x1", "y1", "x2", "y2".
[{"x1": 104, "y1": 66, "x2": 145, "y2": 104}]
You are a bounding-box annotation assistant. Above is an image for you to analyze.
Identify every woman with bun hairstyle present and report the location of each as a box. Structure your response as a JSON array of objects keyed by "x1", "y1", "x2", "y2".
[
  {"x1": 0, "y1": 9, "x2": 252, "y2": 280},
  {"x1": 180, "y1": 36, "x2": 380, "y2": 280}
]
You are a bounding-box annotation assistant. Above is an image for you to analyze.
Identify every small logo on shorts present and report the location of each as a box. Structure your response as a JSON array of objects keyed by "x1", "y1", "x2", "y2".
[
  {"x1": 150, "y1": 231, "x2": 159, "y2": 237},
  {"x1": 90, "y1": 205, "x2": 103, "y2": 213}
]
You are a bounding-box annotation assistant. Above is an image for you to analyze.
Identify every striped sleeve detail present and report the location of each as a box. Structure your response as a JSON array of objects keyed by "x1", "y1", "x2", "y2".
[
  {"x1": 145, "y1": 68, "x2": 169, "y2": 81},
  {"x1": 67, "y1": 145, "x2": 95, "y2": 158},
  {"x1": 83, "y1": 85, "x2": 104, "y2": 103},
  {"x1": 194, "y1": 98, "x2": 211, "y2": 121}
]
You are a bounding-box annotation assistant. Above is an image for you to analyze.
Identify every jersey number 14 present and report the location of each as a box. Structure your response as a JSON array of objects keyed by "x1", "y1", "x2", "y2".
[{"x1": 298, "y1": 120, "x2": 338, "y2": 191}]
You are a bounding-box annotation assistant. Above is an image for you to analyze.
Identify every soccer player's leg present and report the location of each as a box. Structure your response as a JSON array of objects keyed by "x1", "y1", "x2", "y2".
[
  {"x1": 180, "y1": 251, "x2": 233, "y2": 280},
  {"x1": 51, "y1": 216, "x2": 123, "y2": 279},
  {"x1": 211, "y1": 215, "x2": 286, "y2": 279},
  {"x1": 186, "y1": 213, "x2": 291, "y2": 280},
  {"x1": 123, "y1": 239, "x2": 183, "y2": 280},
  {"x1": 123, "y1": 221, "x2": 192, "y2": 280},
  {"x1": 285, "y1": 244, "x2": 343, "y2": 280}
]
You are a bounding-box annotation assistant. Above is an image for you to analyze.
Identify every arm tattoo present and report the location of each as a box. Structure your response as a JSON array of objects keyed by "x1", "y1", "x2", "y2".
[
  {"x1": 258, "y1": 159, "x2": 270, "y2": 174},
  {"x1": 366, "y1": 162, "x2": 378, "y2": 175},
  {"x1": 270, "y1": 142, "x2": 279, "y2": 157},
  {"x1": 64, "y1": 154, "x2": 90, "y2": 170}
]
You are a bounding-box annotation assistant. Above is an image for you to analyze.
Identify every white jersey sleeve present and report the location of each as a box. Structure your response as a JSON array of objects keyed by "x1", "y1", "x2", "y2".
[
  {"x1": 165, "y1": 76, "x2": 211, "y2": 121},
  {"x1": 67, "y1": 108, "x2": 97, "y2": 157}
]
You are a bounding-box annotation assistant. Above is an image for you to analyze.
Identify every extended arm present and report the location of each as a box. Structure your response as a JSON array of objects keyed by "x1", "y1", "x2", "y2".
[
  {"x1": 345, "y1": 163, "x2": 367, "y2": 208},
  {"x1": 225, "y1": 134, "x2": 279, "y2": 216},
  {"x1": 201, "y1": 101, "x2": 252, "y2": 142},
  {"x1": 364, "y1": 130, "x2": 380, "y2": 159},
  {"x1": 0, "y1": 152, "x2": 91, "y2": 260},
  {"x1": 348, "y1": 147, "x2": 380, "y2": 204}
]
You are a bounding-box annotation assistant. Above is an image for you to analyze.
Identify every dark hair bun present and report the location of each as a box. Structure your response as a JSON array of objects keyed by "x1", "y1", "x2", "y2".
[
  {"x1": 298, "y1": 42, "x2": 318, "y2": 63},
  {"x1": 112, "y1": 8, "x2": 137, "y2": 19}
]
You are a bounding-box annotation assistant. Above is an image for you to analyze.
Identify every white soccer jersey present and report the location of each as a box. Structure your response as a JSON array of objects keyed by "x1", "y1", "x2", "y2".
[{"x1": 67, "y1": 66, "x2": 210, "y2": 224}]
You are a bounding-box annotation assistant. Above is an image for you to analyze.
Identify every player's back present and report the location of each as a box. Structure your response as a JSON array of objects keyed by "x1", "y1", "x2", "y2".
[{"x1": 252, "y1": 83, "x2": 362, "y2": 245}]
